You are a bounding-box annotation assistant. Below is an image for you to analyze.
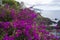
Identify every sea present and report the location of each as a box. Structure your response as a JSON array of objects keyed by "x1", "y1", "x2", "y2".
[{"x1": 41, "y1": 10, "x2": 60, "y2": 22}]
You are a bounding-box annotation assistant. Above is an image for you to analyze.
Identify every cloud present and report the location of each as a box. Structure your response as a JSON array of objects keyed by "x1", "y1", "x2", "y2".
[
  {"x1": 15, "y1": 0, "x2": 60, "y2": 10},
  {"x1": 52, "y1": 0, "x2": 60, "y2": 2},
  {"x1": 51, "y1": 0, "x2": 60, "y2": 4},
  {"x1": 34, "y1": 0, "x2": 60, "y2": 10}
]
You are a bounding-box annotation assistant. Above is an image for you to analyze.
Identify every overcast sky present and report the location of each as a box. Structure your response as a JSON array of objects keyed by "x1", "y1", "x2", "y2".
[{"x1": 16, "y1": 0, "x2": 60, "y2": 10}]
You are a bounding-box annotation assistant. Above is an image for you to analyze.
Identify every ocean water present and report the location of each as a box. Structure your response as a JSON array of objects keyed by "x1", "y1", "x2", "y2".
[
  {"x1": 41, "y1": 10, "x2": 60, "y2": 22},
  {"x1": 41, "y1": 10, "x2": 60, "y2": 37}
]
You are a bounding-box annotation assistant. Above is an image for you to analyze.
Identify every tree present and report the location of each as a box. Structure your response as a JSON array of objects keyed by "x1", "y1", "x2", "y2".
[{"x1": 2, "y1": 0, "x2": 20, "y2": 9}]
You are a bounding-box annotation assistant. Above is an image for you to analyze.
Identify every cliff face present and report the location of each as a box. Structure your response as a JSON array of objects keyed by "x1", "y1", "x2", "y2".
[{"x1": 35, "y1": 13, "x2": 55, "y2": 26}]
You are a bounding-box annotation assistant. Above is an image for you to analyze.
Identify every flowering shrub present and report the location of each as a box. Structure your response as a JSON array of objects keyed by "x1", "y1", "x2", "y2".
[{"x1": 0, "y1": 5, "x2": 58, "y2": 40}]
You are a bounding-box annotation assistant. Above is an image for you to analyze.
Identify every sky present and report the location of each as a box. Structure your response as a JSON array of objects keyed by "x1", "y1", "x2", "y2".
[
  {"x1": 15, "y1": 0, "x2": 52, "y2": 4},
  {"x1": 15, "y1": 0, "x2": 60, "y2": 21},
  {"x1": 15, "y1": 0, "x2": 60, "y2": 10}
]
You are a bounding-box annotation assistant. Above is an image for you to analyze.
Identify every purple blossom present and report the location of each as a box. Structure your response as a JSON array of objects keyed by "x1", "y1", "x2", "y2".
[
  {"x1": 0, "y1": 22, "x2": 10, "y2": 29},
  {"x1": 15, "y1": 30, "x2": 22, "y2": 37},
  {"x1": 4, "y1": 4, "x2": 10, "y2": 9},
  {"x1": 3, "y1": 22, "x2": 10, "y2": 28},
  {"x1": 3, "y1": 33, "x2": 15, "y2": 40},
  {"x1": 0, "y1": 5, "x2": 58, "y2": 40}
]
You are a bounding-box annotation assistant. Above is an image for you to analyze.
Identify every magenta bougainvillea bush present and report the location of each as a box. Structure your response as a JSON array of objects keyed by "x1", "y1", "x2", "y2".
[{"x1": 0, "y1": 5, "x2": 58, "y2": 40}]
